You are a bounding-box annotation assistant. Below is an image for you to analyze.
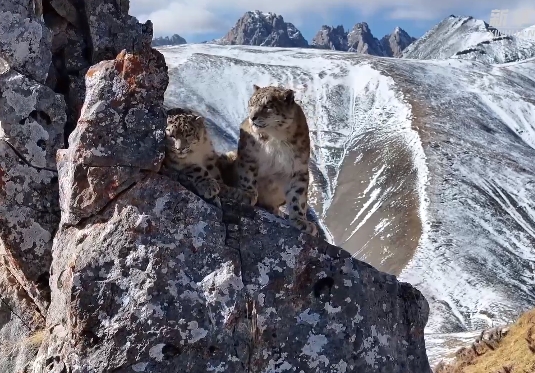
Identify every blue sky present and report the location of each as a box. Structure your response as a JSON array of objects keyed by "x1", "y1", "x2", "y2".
[{"x1": 130, "y1": 1, "x2": 535, "y2": 43}]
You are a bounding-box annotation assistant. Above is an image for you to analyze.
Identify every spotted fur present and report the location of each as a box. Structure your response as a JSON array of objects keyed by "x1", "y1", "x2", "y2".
[
  {"x1": 163, "y1": 108, "x2": 244, "y2": 202},
  {"x1": 233, "y1": 84, "x2": 318, "y2": 236}
]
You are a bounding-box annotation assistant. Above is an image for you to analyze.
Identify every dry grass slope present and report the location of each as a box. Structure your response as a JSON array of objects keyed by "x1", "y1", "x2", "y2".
[{"x1": 435, "y1": 309, "x2": 535, "y2": 373}]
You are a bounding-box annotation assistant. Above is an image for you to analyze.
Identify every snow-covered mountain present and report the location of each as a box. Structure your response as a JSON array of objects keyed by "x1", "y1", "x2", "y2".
[
  {"x1": 158, "y1": 43, "x2": 535, "y2": 366},
  {"x1": 210, "y1": 10, "x2": 308, "y2": 48},
  {"x1": 403, "y1": 15, "x2": 535, "y2": 63},
  {"x1": 402, "y1": 15, "x2": 497, "y2": 59},
  {"x1": 311, "y1": 24, "x2": 416, "y2": 57}
]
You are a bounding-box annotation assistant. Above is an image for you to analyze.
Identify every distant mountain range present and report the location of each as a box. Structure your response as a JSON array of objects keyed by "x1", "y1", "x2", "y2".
[
  {"x1": 151, "y1": 34, "x2": 187, "y2": 47},
  {"x1": 209, "y1": 10, "x2": 415, "y2": 57},
  {"x1": 311, "y1": 23, "x2": 416, "y2": 57},
  {"x1": 152, "y1": 11, "x2": 535, "y2": 63}
]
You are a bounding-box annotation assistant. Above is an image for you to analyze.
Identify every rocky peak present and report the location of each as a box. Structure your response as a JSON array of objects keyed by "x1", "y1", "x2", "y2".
[
  {"x1": 152, "y1": 34, "x2": 187, "y2": 47},
  {"x1": 212, "y1": 10, "x2": 308, "y2": 48},
  {"x1": 311, "y1": 22, "x2": 415, "y2": 57},
  {"x1": 347, "y1": 22, "x2": 386, "y2": 55},
  {"x1": 381, "y1": 26, "x2": 417, "y2": 57},
  {"x1": 311, "y1": 25, "x2": 348, "y2": 50}
]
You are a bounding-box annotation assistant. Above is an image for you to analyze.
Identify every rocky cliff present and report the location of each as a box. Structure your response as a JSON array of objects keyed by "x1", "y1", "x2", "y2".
[
  {"x1": 0, "y1": 1, "x2": 432, "y2": 372},
  {"x1": 211, "y1": 10, "x2": 308, "y2": 48}
]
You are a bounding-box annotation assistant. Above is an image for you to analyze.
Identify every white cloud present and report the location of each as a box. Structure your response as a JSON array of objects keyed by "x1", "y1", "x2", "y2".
[
  {"x1": 129, "y1": 0, "x2": 535, "y2": 37},
  {"x1": 133, "y1": 1, "x2": 229, "y2": 37}
]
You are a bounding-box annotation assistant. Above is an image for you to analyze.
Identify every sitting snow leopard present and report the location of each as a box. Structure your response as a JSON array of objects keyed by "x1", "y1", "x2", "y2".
[
  {"x1": 162, "y1": 107, "x2": 244, "y2": 202},
  {"x1": 233, "y1": 84, "x2": 318, "y2": 236}
]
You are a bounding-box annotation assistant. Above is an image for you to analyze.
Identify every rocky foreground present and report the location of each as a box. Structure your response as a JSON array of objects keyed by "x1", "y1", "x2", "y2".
[{"x1": 0, "y1": 1, "x2": 431, "y2": 372}]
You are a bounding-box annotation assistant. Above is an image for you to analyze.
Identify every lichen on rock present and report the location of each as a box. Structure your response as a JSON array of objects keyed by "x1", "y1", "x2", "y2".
[
  {"x1": 0, "y1": 54, "x2": 65, "y2": 312},
  {"x1": 56, "y1": 47, "x2": 169, "y2": 226}
]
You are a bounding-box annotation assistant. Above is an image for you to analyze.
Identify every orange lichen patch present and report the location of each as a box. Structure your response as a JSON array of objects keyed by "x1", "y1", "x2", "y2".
[
  {"x1": 86, "y1": 64, "x2": 102, "y2": 78},
  {"x1": 114, "y1": 51, "x2": 144, "y2": 88}
]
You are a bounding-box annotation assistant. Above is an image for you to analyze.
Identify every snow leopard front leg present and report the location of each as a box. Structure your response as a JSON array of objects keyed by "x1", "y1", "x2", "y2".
[
  {"x1": 205, "y1": 154, "x2": 248, "y2": 202},
  {"x1": 178, "y1": 164, "x2": 220, "y2": 200},
  {"x1": 285, "y1": 168, "x2": 318, "y2": 236},
  {"x1": 235, "y1": 129, "x2": 259, "y2": 206}
]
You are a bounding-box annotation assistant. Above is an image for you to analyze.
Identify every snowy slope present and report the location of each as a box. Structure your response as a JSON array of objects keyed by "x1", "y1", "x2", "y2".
[
  {"x1": 159, "y1": 44, "x2": 535, "y2": 365},
  {"x1": 452, "y1": 35, "x2": 535, "y2": 64},
  {"x1": 403, "y1": 15, "x2": 535, "y2": 63},
  {"x1": 402, "y1": 15, "x2": 496, "y2": 59}
]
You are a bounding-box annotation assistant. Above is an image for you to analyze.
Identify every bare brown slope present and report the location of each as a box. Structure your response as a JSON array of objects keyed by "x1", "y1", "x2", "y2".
[{"x1": 324, "y1": 131, "x2": 422, "y2": 275}]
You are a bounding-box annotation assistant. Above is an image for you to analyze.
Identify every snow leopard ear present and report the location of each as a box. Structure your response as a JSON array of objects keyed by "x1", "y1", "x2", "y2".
[
  {"x1": 253, "y1": 84, "x2": 260, "y2": 91},
  {"x1": 284, "y1": 89, "x2": 294, "y2": 103}
]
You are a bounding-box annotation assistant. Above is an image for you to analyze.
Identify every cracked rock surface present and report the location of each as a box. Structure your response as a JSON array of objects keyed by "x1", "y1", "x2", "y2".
[
  {"x1": 0, "y1": 263, "x2": 46, "y2": 373},
  {"x1": 38, "y1": 173, "x2": 432, "y2": 372},
  {"x1": 0, "y1": 57, "x2": 65, "y2": 312}
]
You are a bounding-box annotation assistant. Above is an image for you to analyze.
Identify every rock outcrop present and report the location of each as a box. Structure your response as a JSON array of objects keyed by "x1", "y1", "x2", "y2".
[
  {"x1": 0, "y1": 0, "x2": 52, "y2": 83},
  {"x1": 0, "y1": 0, "x2": 66, "y2": 320},
  {"x1": 152, "y1": 34, "x2": 187, "y2": 47},
  {"x1": 0, "y1": 55, "x2": 65, "y2": 311},
  {"x1": 0, "y1": 2, "x2": 432, "y2": 372},
  {"x1": 56, "y1": 48, "x2": 168, "y2": 226},
  {"x1": 0, "y1": 0, "x2": 153, "y2": 297},
  {"x1": 0, "y1": 0, "x2": 156, "y2": 370},
  {"x1": 39, "y1": 171, "x2": 432, "y2": 372},
  {"x1": 212, "y1": 10, "x2": 308, "y2": 48},
  {"x1": 0, "y1": 263, "x2": 45, "y2": 372}
]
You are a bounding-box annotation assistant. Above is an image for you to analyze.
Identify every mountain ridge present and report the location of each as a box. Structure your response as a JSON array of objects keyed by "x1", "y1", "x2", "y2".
[
  {"x1": 209, "y1": 10, "x2": 416, "y2": 57},
  {"x1": 152, "y1": 34, "x2": 187, "y2": 46}
]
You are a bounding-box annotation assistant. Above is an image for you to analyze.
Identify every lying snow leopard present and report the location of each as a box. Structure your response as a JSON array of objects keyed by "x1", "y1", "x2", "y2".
[
  {"x1": 233, "y1": 84, "x2": 318, "y2": 236},
  {"x1": 162, "y1": 107, "x2": 244, "y2": 202}
]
